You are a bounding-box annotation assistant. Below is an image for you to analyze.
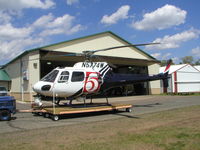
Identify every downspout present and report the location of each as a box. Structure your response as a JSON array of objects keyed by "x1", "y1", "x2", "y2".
[
  {"x1": 20, "y1": 58, "x2": 24, "y2": 102},
  {"x1": 174, "y1": 72, "x2": 178, "y2": 93}
]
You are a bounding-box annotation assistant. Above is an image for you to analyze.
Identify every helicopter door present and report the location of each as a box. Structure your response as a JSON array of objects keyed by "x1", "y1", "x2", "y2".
[
  {"x1": 53, "y1": 71, "x2": 70, "y2": 97},
  {"x1": 70, "y1": 71, "x2": 85, "y2": 96}
]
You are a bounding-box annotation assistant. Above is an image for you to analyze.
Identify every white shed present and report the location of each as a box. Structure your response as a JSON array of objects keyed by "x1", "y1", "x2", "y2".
[{"x1": 160, "y1": 64, "x2": 200, "y2": 93}]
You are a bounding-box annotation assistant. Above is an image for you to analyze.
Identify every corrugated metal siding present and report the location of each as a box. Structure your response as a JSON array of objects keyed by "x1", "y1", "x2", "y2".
[{"x1": 176, "y1": 71, "x2": 200, "y2": 92}]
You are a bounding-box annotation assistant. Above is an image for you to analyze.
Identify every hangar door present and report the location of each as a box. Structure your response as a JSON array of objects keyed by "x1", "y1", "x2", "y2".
[
  {"x1": 106, "y1": 64, "x2": 149, "y2": 96},
  {"x1": 39, "y1": 50, "x2": 150, "y2": 97},
  {"x1": 40, "y1": 60, "x2": 149, "y2": 96},
  {"x1": 40, "y1": 60, "x2": 75, "y2": 78}
]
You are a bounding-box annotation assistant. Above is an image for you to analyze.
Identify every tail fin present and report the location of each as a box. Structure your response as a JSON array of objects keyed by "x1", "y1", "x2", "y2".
[
  {"x1": 163, "y1": 59, "x2": 172, "y2": 75},
  {"x1": 162, "y1": 59, "x2": 172, "y2": 89}
]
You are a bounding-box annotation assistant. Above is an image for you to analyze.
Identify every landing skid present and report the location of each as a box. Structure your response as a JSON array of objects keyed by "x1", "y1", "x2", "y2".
[{"x1": 89, "y1": 96, "x2": 110, "y2": 105}]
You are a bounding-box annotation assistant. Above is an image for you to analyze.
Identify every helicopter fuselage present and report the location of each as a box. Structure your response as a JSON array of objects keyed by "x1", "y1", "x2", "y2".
[{"x1": 33, "y1": 62, "x2": 110, "y2": 99}]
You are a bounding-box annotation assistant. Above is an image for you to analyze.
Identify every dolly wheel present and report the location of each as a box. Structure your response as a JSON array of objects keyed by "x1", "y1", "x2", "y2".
[
  {"x1": 52, "y1": 115, "x2": 59, "y2": 121},
  {"x1": 126, "y1": 108, "x2": 132, "y2": 113},
  {"x1": 44, "y1": 113, "x2": 50, "y2": 118},
  {"x1": 38, "y1": 112, "x2": 43, "y2": 116}
]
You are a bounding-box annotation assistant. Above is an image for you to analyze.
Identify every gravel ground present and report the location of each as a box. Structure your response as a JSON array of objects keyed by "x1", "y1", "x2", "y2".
[{"x1": 0, "y1": 95, "x2": 200, "y2": 134}]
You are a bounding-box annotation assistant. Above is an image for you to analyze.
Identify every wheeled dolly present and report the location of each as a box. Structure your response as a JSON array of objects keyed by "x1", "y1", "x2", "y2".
[{"x1": 33, "y1": 103, "x2": 133, "y2": 121}]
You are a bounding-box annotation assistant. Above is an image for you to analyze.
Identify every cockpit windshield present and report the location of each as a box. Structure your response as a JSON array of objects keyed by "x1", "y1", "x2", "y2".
[{"x1": 41, "y1": 70, "x2": 59, "y2": 82}]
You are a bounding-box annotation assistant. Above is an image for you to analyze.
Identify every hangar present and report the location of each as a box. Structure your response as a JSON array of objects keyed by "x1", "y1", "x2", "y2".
[{"x1": 2, "y1": 31, "x2": 161, "y2": 101}]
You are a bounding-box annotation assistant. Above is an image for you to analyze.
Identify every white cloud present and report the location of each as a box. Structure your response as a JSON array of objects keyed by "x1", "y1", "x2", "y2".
[
  {"x1": 0, "y1": 11, "x2": 12, "y2": 24},
  {"x1": 66, "y1": 0, "x2": 79, "y2": 5},
  {"x1": 151, "y1": 52, "x2": 171, "y2": 60},
  {"x1": 40, "y1": 24, "x2": 83, "y2": 36},
  {"x1": 0, "y1": 0, "x2": 55, "y2": 11},
  {"x1": 0, "y1": 22, "x2": 43, "y2": 63},
  {"x1": 38, "y1": 14, "x2": 84, "y2": 36},
  {"x1": 47, "y1": 14, "x2": 75, "y2": 28},
  {"x1": 191, "y1": 46, "x2": 200, "y2": 57},
  {"x1": 101, "y1": 5, "x2": 130, "y2": 25},
  {"x1": 146, "y1": 28, "x2": 200, "y2": 50},
  {"x1": 172, "y1": 57, "x2": 179, "y2": 63},
  {"x1": 0, "y1": 37, "x2": 43, "y2": 62},
  {"x1": 0, "y1": 12, "x2": 85, "y2": 64},
  {"x1": 32, "y1": 13, "x2": 54, "y2": 28},
  {"x1": 151, "y1": 53, "x2": 161, "y2": 59},
  {"x1": 162, "y1": 53, "x2": 171, "y2": 60},
  {"x1": 132, "y1": 4, "x2": 187, "y2": 30},
  {"x1": 0, "y1": 23, "x2": 32, "y2": 40}
]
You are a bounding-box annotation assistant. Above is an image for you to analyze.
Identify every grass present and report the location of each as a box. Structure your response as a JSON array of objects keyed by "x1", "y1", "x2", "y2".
[{"x1": 1, "y1": 105, "x2": 200, "y2": 150}]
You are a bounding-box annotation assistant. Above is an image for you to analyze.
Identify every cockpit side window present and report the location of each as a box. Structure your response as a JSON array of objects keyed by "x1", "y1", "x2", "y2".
[
  {"x1": 58, "y1": 71, "x2": 69, "y2": 83},
  {"x1": 71, "y1": 71, "x2": 84, "y2": 82},
  {"x1": 41, "y1": 70, "x2": 59, "y2": 83}
]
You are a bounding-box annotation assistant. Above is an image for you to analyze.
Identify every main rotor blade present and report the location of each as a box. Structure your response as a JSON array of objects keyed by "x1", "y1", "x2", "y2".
[
  {"x1": 43, "y1": 53, "x2": 83, "y2": 58},
  {"x1": 89, "y1": 43, "x2": 160, "y2": 54},
  {"x1": 62, "y1": 53, "x2": 83, "y2": 56},
  {"x1": 42, "y1": 42, "x2": 160, "y2": 60}
]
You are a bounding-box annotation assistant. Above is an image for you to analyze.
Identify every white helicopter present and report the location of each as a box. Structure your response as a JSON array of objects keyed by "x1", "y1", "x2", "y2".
[{"x1": 33, "y1": 44, "x2": 171, "y2": 106}]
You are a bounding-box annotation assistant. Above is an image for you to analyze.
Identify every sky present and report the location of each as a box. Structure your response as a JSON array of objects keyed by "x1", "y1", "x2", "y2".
[{"x1": 0, "y1": 0, "x2": 200, "y2": 65}]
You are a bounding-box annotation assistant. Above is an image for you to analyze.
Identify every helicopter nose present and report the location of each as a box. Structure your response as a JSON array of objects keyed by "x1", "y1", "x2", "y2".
[
  {"x1": 32, "y1": 82, "x2": 41, "y2": 93},
  {"x1": 33, "y1": 82, "x2": 52, "y2": 92},
  {"x1": 41, "y1": 85, "x2": 51, "y2": 91}
]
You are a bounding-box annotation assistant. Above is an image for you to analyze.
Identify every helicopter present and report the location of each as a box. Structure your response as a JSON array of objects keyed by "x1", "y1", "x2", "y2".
[{"x1": 32, "y1": 43, "x2": 171, "y2": 106}]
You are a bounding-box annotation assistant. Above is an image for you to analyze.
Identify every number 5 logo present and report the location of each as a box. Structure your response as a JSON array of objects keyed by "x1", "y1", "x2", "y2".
[{"x1": 84, "y1": 72, "x2": 101, "y2": 93}]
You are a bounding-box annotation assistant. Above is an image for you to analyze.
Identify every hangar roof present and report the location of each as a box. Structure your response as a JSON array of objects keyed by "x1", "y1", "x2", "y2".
[{"x1": 3, "y1": 31, "x2": 158, "y2": 68}]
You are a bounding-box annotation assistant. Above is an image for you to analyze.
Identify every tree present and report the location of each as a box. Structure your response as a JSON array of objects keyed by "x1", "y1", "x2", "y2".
[
  {"x1": 160, "y1": 59, "x2": 174, "y2": 66},
  {"x1": 160, "y1": 60, "x2": 167, "y2": 66},
  {"x1": 180, "y1": 56, "x2": 194, "y2": 64},
  {"x1": 195, "y1": 59, "x2": 200, "y2": 65}
]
